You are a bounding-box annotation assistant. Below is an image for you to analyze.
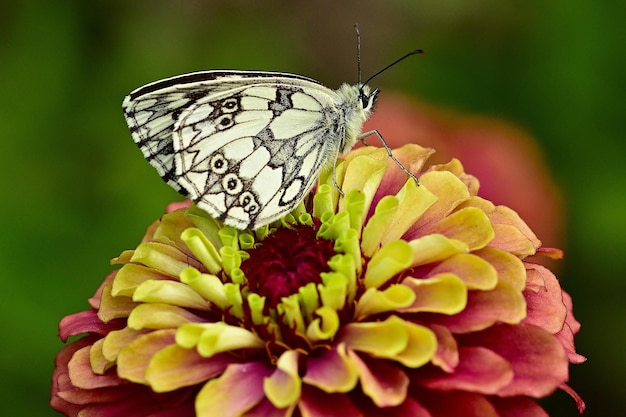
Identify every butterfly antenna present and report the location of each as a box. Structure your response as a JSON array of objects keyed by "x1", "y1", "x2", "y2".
[
  {"x1": 362, "y1": 49, "x2": 424, "y2": 86},
  {"x1": 354, "y1": 23, "x2": 362, "y2": 85}
]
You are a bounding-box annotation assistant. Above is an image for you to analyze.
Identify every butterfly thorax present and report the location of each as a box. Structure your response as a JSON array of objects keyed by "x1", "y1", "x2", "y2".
[{"x1": 334, "y1": 83, "x2": 378, "y2": 154}]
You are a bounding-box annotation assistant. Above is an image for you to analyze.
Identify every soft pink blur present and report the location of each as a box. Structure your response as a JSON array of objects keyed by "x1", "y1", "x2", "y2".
[{"x1": 363, "y1": 94, "x2": 564, "y2": 249}]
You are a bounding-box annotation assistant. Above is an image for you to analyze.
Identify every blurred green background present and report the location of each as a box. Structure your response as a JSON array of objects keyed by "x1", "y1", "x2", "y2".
[{"x1": 2, "y1": 1, "x2": 624, "y2": 416}]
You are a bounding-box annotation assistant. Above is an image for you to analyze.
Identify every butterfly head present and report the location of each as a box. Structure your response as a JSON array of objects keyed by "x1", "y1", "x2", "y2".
[{"x1": 358, "y1": 85, "x2": 380, "y2": 114}]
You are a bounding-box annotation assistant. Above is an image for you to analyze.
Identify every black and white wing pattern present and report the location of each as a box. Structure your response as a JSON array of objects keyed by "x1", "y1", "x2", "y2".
[{"x1": 123, "y1": 70, "x2": 379, "y2": 229}]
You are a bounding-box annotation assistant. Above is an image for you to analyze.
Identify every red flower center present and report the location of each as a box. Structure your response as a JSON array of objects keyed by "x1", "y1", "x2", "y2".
[{"x1": 241, "y1": 225, "x2": 335, "y2": 308}]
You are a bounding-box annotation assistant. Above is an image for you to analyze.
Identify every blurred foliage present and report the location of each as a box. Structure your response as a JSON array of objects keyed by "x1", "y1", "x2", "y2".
[{"x1": 1, "y1": 1, "x2": 624, "y2": 416}]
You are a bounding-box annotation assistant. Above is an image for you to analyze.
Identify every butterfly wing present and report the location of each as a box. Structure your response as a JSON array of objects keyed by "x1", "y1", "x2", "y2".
[
  {"x1": 174, "y1": 82, "x2": 343, "y2": 229},
  {"x1": 123, "y1": 71, "x2": 344, "y2": 229}
]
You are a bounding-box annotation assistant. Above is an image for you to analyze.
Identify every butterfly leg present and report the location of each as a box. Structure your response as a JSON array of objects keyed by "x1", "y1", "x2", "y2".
[
  {"x1": 359, "y1": 130, "x2": 421, "y2": 186},
  {"x1": 332, "y1": 151, "x2": 345, "y2": 196},
  {"x1": 359, "y1": 137, "x2": 372, "y2": 147}
]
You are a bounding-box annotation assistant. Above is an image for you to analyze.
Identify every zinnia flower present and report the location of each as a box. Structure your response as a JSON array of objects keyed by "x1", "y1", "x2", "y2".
[{"x1": 51, "y1": 144, "x2": 584, "y2": 416}]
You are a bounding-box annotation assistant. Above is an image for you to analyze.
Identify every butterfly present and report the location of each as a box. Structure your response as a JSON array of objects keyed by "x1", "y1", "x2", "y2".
[{"x1": 123, "y1": 34, "x2": 421, "y2": 230}]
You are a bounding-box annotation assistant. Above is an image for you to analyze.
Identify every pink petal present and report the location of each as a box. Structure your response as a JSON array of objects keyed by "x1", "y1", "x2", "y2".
[
  {"x1": 417, "y1": 346, "x2": 513, "y2": 394},
  {"x1": 302, "y1": 345, "x2": 358, "y2": 392},
  {"x1": 555, "y1": 291, "x2": 586, "y2": 364},
  {"x1": 243, "y1": 398, "x2": 293, "y2": 417},
  {"x1": 347, "y1": 351, "x2": 409, "y2": 407},
  {"x1": 430, "y1": 281, "x2": 526, "y2": 333},
  {"x1": 58, "y1": 310, "x2": 122, "y2": 342},
  {"x1": 414, "y1": 390, "x2": 499, "y2": 417},
  {"x1": 362, "y1": 396, "x2": 433, "y2": 417},
  {"x1": 298, "y1": 385, "x2": 362, "y2": 417},
  {"x1": 68, "y1": 345, "x2": 124, "y2": 389},
  {"x1": 196, "y1": 362, "x2": 273, "y2": 417},
  {"x1": 460, "y1": 324, "x2": 568, "y2": 397},
  {"x1": 428, "y1": 324, "x2": 459, "y2": 372},
  {"x1": 490, "y1": 396, "x2": 549, "y2": 417},
  {"x1": 523, "y1": 264, "x2": 567, "y2": 334}
]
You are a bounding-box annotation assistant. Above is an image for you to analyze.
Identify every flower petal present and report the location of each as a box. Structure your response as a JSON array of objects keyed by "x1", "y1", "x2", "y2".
[
  {"x1": 523, "y1": 264, "x2": 567, "y2": 334},
  {"x1": 302, "y1": 344, "x2": 358, "y2": 393},
  {"x1": 196, "y1": 362, "x2": 272, "y2": 417},
  {"x1": 112, "y1": 263, "x2": 174, "y2": 297},
  {"x1": 116, "y1": 329, "x2": 176, "y2": 384},
  {"x1": 130, "y1": 242, "x2": 192, "y2": 277},
  {"x1": 264, "y1": 350, "x2": 302, "y2": 408},
  {"x1": 363, "y1": 240, "x2": 413, "y2": 288},
  {"x1": 354, "y1": 285, "x2": 416, "y2": 319},
  {"x1": 298, "y1": 384, "x2": 362, "y2": 417},
  {"x1": 433, "y1": 281, "x2": 527, "y2": 333},
  {"x1": 380, "y1": 179, "x2": 438, "y2": 245},
  {"x1": 347, "y1": 352, "x2": 408, "y2": 407},
  {"x1": 400, "y1": 274, "x2": 467, "y2": 314},
  {"x1": 176, "y1": 322, "x2": 264, "y2": 356},
  {"x1": 181, "y1": 228, "x2": 224, "y2": 275},
  {"x1": 341, "y1": 316, "x2": 436, "y2": 368},
  {"x1": 418, "y1": 346, "x2": 513, "y2": 394},
  {"x1": 429, "y1": 253, "x2": 497, "y2": 290},
  {"x1": 409, "y1": 234, "x2": 469, "y2": 267},
  {"x1": 146, "y1": 345, "x2": 231, "y2": 392},
  {"x1": 128, "y1": 303, "x2": 206, "y2": 330},
  {"x1": 133, "y1": 280, "x2": 211, "y2": 311},
  {"x1": 460, "y1": 324, "x2": 568, "y2": 397}
]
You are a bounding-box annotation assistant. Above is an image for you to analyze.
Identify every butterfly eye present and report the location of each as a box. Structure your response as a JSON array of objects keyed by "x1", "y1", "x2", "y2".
[{"x1": 359, "y1": 91, "x2": 369, "y2": 109}]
